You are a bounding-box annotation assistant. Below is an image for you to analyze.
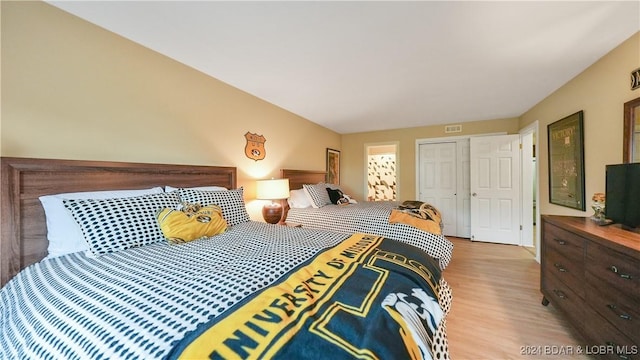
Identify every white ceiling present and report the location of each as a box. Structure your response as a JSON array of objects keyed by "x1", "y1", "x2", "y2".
[{"x1": 48, "y1": 1, "x2": 640, "y2": 134}]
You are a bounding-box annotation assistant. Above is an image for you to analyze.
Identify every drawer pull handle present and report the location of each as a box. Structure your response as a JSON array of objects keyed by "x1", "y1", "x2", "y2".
[
  {"x1": 552, "y1": 289, "x2": 567, "y2": 299},
  {"x1": 554, "y1": 238, "x2": 566, "y2": 245},
  {"x1": 605, "y1": 343, "x2": 630, "y2": 360},
  {"x1": 606, "y1": 304, "x2": 632, "y2": 320},
  {"x1": 554, "y1": 263, "x2": 567, "y2": 272},
  {"x1": 609, "y1": 266, "x2": 633, "y2": 280}
]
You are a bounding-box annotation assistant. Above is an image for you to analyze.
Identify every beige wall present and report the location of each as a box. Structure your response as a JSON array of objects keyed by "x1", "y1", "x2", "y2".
[
  {"x1": 341, "y1": 118, "x2": 520, "y2": 201},
  {"x1": 3, "y1": 2, "x2": 638, "y2": 221},
  {"x1": 342, "y1": 31, "x2": 640, "y2": 217},
  {"x1": 520, "y1": 31, "x2": 640, "y2": 217},
  {"x1": 0, "y1": 1, "x2": 340, "y2": 220}
]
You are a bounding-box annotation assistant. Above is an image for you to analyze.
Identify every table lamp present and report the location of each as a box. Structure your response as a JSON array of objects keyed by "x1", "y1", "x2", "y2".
[{"x1": 256, "y1": 178, "x2": 290, "y2": 224}]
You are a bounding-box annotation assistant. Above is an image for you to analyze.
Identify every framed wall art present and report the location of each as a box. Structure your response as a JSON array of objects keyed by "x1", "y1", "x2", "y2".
[
  {"x1": 547, "y1": 110, "x2": 585, "y2": 211},
  {"x1": 326, "y1": 148, "x2": 340, "y2": 184}
]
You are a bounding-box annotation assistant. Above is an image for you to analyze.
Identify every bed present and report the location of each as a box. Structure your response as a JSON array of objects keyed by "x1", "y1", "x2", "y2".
[
  {"x1": 281, "y1": 169, "x2": 454, "y2": 270},
  {"x1": 0, "y1": 157, "x2": 451, "y2": 360}
]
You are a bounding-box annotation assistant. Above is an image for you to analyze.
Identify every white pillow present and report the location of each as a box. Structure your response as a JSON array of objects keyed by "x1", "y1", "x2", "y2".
[
  {"x1": 287, "y1": 189, "x2": 313, "y2": 209},
  {"x1": 164, "y1": 185, "x2": 227, "y2": 192},
  {"x1": 39, "y1": 187, "x2": 164, "y2": 259}
]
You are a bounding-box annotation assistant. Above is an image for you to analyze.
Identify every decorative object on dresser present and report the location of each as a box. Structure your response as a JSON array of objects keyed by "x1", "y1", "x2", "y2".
[
  {"x1": 541, "y1": 215, "x2": 639, "y2": 360},
  {"x1": 590, "y1": 192, "x2": 610, "y2": 225},
  {"x1": 256, "y1": 178, "x2": 290, "y2": 224}
]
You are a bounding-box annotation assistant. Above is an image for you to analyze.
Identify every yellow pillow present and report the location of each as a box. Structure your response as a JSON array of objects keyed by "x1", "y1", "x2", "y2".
[{"x1": 157, "y1": 204, "x2": 227, "y2": 244}]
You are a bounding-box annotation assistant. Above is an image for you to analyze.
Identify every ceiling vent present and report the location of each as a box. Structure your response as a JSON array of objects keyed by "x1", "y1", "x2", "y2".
[{"x1": 444, "y1": 124, "x2": 462, "y2": 133}]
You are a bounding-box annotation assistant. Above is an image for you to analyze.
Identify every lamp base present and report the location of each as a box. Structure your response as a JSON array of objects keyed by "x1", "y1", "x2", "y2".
[{"x1": 262, "y1": 203, "x2": 283, "y2": 224}]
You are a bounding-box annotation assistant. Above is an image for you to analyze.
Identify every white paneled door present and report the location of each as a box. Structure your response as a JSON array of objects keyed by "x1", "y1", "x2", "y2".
[
  {"x1": 456, "y1": 140, "x2": 471, "y2": 238},
  {"x1": 470, "y1": 135, "x2": 521, "y2": 245},
  {"x1": 418, "y1": 142, "x2": 458, "y2": 237}
]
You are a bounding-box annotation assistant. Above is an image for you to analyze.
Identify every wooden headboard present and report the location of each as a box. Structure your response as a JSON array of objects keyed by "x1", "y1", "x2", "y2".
[
  {"x1": 279, "y1": 169, "x2": 326, "y2": 222},
  {"x1": 0, "y1": 157, "x2": 237, "y2": 287},
  {"x1": 280, "y1": 169, "x2": 327, "y2": 190}
]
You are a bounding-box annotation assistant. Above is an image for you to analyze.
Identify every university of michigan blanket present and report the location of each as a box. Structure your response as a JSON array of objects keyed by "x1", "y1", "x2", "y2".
[{"x1": 168, "y1": 233, "x2": 448, "y2": 360}]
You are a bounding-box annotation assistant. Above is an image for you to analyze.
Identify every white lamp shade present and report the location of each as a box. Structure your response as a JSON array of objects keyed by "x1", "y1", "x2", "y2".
[{"x1": 256, "y1": 179, "x2": 290, "y2": 200}]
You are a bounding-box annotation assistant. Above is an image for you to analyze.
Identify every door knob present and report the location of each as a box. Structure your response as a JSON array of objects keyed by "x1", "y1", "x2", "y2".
[{"x1": 472, "y1": 193, "x2": 477, "y2": 197}]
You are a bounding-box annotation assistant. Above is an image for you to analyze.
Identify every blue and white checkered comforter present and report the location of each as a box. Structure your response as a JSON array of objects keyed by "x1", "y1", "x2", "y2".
[
  {"x1": 285, "y1": 202, "x2": 454, "y2": 269},
  {"x1": 0, "y1": 222, "x2": 351, "y2": 359}
]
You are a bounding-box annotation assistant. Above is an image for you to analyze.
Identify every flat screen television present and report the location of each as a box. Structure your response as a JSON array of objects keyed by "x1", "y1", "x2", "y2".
[{"x1": 605, "y1": 163, "x2": 640, "y2": 231}]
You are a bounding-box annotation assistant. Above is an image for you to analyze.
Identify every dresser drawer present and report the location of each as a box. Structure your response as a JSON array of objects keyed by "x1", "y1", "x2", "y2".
[
  {"x1": 585, "y1": 282, "x2": 640, "y2": 345},
  {"x1": 544, "y1": 223, "x2": 585, "y2": 262},
  {"x1": 582, "y1": 312, "x2": 639, "y2": 360},
  {"x1": 544, "y1": 248, "x2": 584, "y2": 298},
  {"x1": 586, "y1": 242, "x2": 639, "y2": 301},
  {"x1": 542, "y1": 271, "x2": 584, "y2": 328}
]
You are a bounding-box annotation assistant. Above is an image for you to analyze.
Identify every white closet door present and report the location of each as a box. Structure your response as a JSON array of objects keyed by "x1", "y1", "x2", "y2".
[
  {"x1": 456, "y1": 140, "x2": 471, "y2": 238},
  {"x1": 418, "y1": 142, "x2": 458, "y2": 237}
]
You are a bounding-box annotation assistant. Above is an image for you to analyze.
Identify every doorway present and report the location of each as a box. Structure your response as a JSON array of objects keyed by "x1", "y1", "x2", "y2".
[
  {"x1": 520, "y1": 122, "x2": 540, "y2": 261},
  {"x1": 366, "y1": 143, "x2": 398, "y2": 201}
]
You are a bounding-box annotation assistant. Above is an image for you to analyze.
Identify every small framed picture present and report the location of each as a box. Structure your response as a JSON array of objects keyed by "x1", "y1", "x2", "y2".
[{"x1": 326, "y1": 148, "x2": 340, "y2": 185}]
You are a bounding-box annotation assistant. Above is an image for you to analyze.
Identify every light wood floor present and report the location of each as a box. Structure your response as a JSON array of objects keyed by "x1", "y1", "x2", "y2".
[{"x1": 444, "y1": 237, "x2": 591, "y2": 359}]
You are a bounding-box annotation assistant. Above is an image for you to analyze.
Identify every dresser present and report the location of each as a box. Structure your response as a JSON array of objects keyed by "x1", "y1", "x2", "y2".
[{"x1": 541, "y1": 215, "x2": 639, "y2": 359}]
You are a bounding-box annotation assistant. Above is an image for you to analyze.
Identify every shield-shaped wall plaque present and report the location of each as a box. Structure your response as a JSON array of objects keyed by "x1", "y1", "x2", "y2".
[{"x1": 244, "y1": 132, "x2": 266, "y2": 161}]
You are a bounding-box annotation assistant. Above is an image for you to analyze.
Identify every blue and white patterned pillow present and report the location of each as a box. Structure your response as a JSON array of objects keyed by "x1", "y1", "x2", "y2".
[
  {"x1": 303, "y1": 183, "x2": 333, "y2": 208},
  {"x1": 177, "y1": 187, "x2": 250, "y2": 226},
  {"x1": 63, "y1": 192, "x2": 181, "y2": 256}
]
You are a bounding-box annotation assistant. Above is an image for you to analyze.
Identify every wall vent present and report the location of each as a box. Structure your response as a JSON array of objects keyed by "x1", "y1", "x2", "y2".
[{"x1": 444, "y1": 124, "x2": 462, "y2": 133}]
